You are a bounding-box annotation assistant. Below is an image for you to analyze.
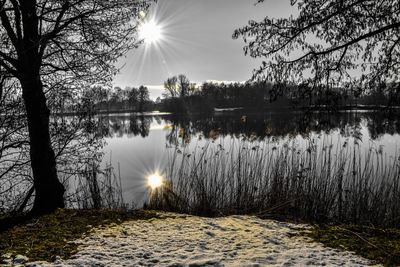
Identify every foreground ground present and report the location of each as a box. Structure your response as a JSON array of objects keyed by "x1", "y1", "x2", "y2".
[{"x1": 1, "y1": 210, "x2": 385, "y2": 267}]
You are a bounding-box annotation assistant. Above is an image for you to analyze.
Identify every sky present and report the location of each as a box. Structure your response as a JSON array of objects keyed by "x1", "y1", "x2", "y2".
[{"x1": 113, "y1": 0, "x2": 294, "y2": 99}]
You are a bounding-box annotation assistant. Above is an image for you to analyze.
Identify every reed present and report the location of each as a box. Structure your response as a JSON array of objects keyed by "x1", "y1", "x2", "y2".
[
  {"x1": 66, "y1": 161, "x2": 125, "y2": 210},
  {"x1": 149, "y1": 138, "x2": 400, "y2": 227}
]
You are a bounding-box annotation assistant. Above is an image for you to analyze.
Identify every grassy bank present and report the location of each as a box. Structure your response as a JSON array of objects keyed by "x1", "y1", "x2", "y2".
[
  {"x1": 0, "y1": 209, "x2": 159, "y2": 262},
  {"x1": 1, "y1": 209, "x2": 400, "y2": 266},
  {"x1": 306, "y1": 224, "x2": 400, "y2": 267}
]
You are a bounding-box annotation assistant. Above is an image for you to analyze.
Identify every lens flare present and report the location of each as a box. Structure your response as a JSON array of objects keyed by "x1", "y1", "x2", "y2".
[
  {"x1": 147, "y1": 173, "x2": 163, "y2": 189},
  {"x1": 139, "y1": 20, "x2": 162, "y2": 44},
  {"x1": 139, "y1": 10, "x2": 146, "y2": 19}
]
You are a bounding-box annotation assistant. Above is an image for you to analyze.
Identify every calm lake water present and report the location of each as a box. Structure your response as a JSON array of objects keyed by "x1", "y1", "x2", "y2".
[{"x1": 98, "y1": 111, "x2": 400, "y2": 206}]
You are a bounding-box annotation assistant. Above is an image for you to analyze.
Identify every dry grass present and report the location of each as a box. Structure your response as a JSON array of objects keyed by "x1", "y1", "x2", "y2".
[{"x1": 148, "y1": 138, "x2": 400, "y2": 227}]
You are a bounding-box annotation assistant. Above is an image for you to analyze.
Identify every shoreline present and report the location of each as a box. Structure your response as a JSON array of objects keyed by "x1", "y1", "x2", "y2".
[{"x1": 53, "y1": 105, "x2": 400, "y2": 117}]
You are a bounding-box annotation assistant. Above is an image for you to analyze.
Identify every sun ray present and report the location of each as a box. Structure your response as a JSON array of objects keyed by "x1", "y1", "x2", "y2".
[{"x1": 139, "y1": 20, "x2": 162, "y2": 44}]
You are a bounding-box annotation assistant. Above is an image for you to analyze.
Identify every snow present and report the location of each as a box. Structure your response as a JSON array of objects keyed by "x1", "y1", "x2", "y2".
[
  {"x1": 2, "y1": 254, "x2": 29, "y2": 266},
  {"x1": 27, "y1": 213, "x2": 379, "y2": 267}
]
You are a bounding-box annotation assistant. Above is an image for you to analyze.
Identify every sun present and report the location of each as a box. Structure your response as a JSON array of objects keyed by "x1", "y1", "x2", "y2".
[
  {"x1": 147, "y1": 173, "x2": 163, "y2": 190},
  {"x1": 139, "y1": 20, "x2": 162, "y2": 44}
]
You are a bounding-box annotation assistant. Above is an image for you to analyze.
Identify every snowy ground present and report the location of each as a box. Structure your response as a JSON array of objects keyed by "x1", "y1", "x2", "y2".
[{"x1": 26, "y1": 213, "x2": 378, "y2": 267}]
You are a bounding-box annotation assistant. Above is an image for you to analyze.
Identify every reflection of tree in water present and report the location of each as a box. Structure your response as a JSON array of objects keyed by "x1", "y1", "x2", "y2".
[
  {"x1": 163, "y1": 112, "x2": 400, "y2": 145},
  {"x1": 95, "y1": 116, "x2": 112, "y2": 138},
  {"x1": 128, "y1": 115, "x2": 150, "y2": 138},
  {"x1": 93, "y1": 112, "x2": 400, "y2": 144},
  {"x1": 165, "y1": 116, "x2": 193, "y2": 147},
  {"x1": 154, "y1": 116, "x2": 163, "y2": 125},
  {"x1": 340, "y1": 115, "x2": 363, "y2": 142},
  {"x1": 366, "y1": 113, "x2": 400, "y2": 140},
  {"x1": 95, "y1": 115, "x2": 152, "y2": 138}
]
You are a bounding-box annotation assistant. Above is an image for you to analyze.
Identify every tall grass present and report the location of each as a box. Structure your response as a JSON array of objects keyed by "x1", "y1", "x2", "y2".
[
  {"x1": 148, "y1": 138, "x2": 400, "y2": 227},
  {"x1": 66, "y1": 161, "x2": 125, "y2": 210}
]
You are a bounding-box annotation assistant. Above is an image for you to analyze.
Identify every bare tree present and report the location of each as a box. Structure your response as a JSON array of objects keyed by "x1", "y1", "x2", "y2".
[
  {"x1": 178, "y1": 74, "x2": 190, "y2": 98},
  {"x1": 163, "y1": 74, "x2": 194, "y2": 98},
  {"x1": 233, "y1": 0, "x2": 400, "y2": 90},
  {"x1": 164, "y1": 76, "x2": 179, "y2": 98},
  {"x1": 0, "y1": 80, "x2": 30, "y2": 213},
  {"x1": 0, "y1": 0, "x2": 153, "y2": 214}
]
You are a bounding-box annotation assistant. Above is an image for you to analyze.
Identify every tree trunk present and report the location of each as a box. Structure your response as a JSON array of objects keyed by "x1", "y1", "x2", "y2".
[
  {"x1": 21, "y1": 76, "x2": 65, "y2": 214},
  {"x1": 17, "y1": 0, "x2": 65, "y2": 214}
]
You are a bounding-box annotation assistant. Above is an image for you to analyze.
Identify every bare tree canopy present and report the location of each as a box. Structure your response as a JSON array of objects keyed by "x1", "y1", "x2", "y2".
[
  {"x1": 0, "y1": 0, "x2": 153, "y2": 214},
  {"x1": 163, "y1": 74, "x2": 196, "y2": 99},
  {"x1": 164, "y1": 76, "x2": 179, "y2": 98},
  {"x1": 0, "y1": 0, "x2": 152, "y2": 84},
  {"x1": 233, "y1": 0, "x2": 400, "y2": 88}
]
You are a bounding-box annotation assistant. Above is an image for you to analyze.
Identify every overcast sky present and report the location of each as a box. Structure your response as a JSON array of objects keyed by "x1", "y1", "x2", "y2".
[{"x1": 113, "y1": 0, "x2": 294, "y2": 99}]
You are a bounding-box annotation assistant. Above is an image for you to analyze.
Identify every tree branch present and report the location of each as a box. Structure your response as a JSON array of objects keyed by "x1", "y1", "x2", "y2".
[{"x1": 284, "y1": 21, "x2": 400, "y2": 64}]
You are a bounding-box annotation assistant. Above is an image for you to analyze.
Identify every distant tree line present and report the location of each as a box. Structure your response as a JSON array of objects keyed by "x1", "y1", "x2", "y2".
[
  {"x1": 157, "y1": 75, "x2": 400, "y2": 113},
  {"x1": 70, "y1": 75, "x2": 400, "y2": 116},
  {"x1": 77, "y1": 85, "x2": 153, "y2": 113}
]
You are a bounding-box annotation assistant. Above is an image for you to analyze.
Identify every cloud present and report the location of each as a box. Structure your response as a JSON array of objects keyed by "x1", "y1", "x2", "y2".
[{"x1": 205, "y1": 80, "x2": 247, "y2": 85}]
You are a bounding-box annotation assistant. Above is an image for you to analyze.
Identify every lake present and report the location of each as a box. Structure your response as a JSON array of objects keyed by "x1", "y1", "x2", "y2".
[{"x1": 97, "y1": 111, "x2": 400, "y2": 207}]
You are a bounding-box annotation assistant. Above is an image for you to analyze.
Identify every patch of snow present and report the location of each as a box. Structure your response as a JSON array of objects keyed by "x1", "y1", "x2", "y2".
[
  {"x1": 13, "y1": 254, "x2": 29, "y2": 265},
  {"x1": 0, "y1": 253, "x2": 13, "y2": 266},
  {"x1": 26, "y1": 213, "x2": 379, "y2": 267}
]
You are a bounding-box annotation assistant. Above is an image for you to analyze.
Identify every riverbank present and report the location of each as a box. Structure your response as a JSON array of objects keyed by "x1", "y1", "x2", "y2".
[
  {"x1": 1, "y1": 209, "x2": 398, "y2": 266},
  {"x1": 0, "y1": 209, "x2": 160, "y2": 263},
  {"x1": 52, "y1": 104, "x2": 400, "y2": 117}
]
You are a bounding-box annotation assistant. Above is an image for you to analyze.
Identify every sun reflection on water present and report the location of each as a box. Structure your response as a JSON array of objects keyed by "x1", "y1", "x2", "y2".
[{"x1": 147, "y1": 173, "x2": 163, "y2": 190}]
